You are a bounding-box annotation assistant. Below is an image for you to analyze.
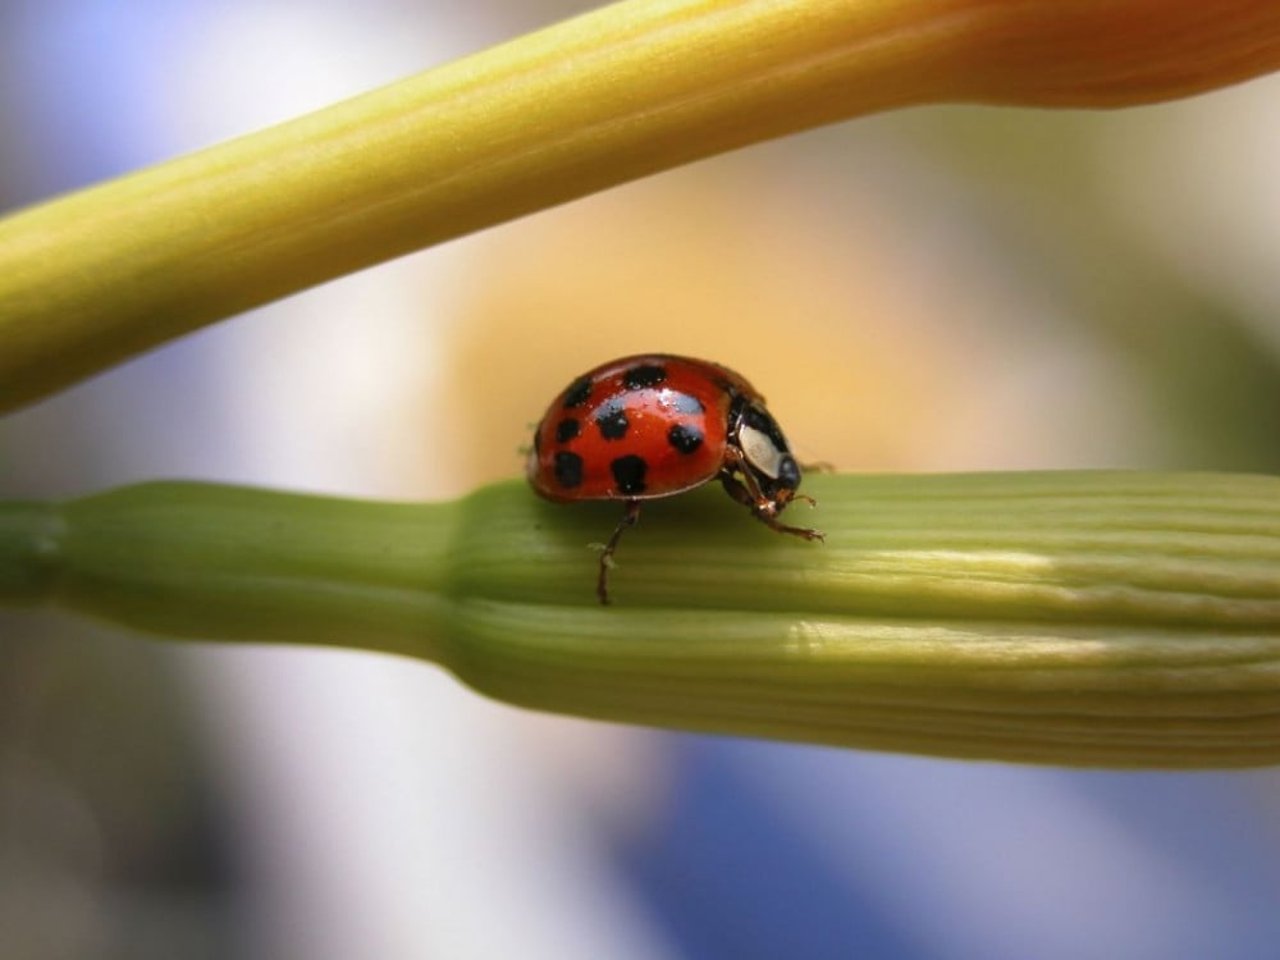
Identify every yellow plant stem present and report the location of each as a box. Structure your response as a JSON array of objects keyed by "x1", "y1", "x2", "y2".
[
  {"x1": 4, "y1": 471, "x2": 1279, "y2": 768},
  {"x1": 2, "y1": 0, "x2": 1279, "y2": 411}
]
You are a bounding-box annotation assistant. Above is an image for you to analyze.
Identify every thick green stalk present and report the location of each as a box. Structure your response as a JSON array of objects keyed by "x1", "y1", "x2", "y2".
[{"x1": 4, "y1": 471, "x2": 1279, "y2": 768}]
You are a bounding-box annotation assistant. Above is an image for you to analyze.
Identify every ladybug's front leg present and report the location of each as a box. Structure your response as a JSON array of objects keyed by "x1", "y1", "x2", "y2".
[
  {"x1": 597, "y1": 499, "x2": 641, "y2": 604},
  {"x1": 720, "y1": 459, "x2": 824, "y2": 543}
]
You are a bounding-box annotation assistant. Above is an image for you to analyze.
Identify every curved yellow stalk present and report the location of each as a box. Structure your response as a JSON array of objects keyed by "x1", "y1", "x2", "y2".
[{"x1": 1, "y1": 0, "x2": 1278, "y2": 410}]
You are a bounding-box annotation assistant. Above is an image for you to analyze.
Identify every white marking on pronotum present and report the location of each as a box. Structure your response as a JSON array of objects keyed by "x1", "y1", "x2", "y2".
[{"x1": 738, "y1": 422, "x2": 784, "y2": 478}]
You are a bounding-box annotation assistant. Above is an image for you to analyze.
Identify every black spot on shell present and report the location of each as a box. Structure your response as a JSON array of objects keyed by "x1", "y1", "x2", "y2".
[
  {"x1": 623, "y1": 364, "x2": 666, "y2": 390},
  {"x1": 667, "y1": 423, "x2": 703, "y2": 455},
  {"x1": 595, "y1": 402, "x2": 629, "y2": 441},
  {"x1": 668, "y1": 391, "x2": 704, "y2": 415},
  {"x1": 611, "y1": 455, "x2": 647, "y2": 495},
  {"x1": 555, "y1": 418, "x2": 580, "y2": 443},
  {"x1": 563, "y1": 376, "x2": 592, "y2": 409},
  {"x1": 554, "y1": 451, "x2": 584, "y2": 488}
]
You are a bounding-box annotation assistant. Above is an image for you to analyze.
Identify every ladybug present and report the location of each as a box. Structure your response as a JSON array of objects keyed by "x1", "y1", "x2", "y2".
[{"x1": 527, "y1": 353, "x2": 823, "y2": 603}]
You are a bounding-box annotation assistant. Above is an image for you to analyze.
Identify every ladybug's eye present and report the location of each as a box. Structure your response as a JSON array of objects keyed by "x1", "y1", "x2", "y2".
[{"x1": 778, "y1": 456, "x2": 800, "y2": 492}]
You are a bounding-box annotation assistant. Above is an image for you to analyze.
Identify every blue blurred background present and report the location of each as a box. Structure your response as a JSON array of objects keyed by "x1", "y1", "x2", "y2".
[{"x1": 3, "y1": 2, "x2": 1280, "y2": 958}]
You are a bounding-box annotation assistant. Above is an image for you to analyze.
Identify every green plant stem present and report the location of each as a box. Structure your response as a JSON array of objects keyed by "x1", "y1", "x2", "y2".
[{"x1": 4, "y1": 471, "x2": 1280, "y2": 768}]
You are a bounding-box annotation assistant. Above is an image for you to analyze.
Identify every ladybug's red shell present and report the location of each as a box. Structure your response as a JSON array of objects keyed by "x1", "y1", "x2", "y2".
[
  {"x1": 527, "y1": 353, "x2": 822, "y2": 603},
  {"x1": 527, "y1": 354, "x2": 762, "y2": 502}
]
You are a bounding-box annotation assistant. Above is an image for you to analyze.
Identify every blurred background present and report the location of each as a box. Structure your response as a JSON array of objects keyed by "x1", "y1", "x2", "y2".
[{"x1": 3, "y1": 1, "x2": 1280, "y2": 958}]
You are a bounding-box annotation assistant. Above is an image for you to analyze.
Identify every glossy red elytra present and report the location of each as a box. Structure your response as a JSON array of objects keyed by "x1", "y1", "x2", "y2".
[{"x1": 527, "y1": 353, "x2": 823, "y2": 603}]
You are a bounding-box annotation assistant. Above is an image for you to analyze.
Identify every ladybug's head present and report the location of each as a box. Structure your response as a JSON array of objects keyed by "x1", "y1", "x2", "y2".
[{"x1": 732, "y1": 400, "x2": 803, "y2": 513}]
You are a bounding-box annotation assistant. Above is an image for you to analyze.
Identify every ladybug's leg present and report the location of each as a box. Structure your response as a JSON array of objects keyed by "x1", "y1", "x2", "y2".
[
  {"x1": 720, "y1": 469, "x2": 825, "y2": 542},
  {"x1": 597, "y1": 499, "x2": 641, "y2": 604}
]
